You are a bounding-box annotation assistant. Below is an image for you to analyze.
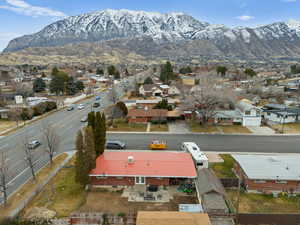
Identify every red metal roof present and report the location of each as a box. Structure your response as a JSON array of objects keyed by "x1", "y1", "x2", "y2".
[{"x1": 90, "y1": 151, "x2": 197, "y2": 178}]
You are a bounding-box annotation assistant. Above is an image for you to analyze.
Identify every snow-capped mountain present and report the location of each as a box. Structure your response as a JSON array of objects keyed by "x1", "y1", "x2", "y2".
[{"x1": 3, "y1": 9, "x2": 300, "y2": 59}]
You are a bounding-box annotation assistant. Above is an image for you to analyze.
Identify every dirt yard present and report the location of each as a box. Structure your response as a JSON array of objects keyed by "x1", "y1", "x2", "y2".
[
  {"x1": 0, "y1": 120, "x2": 17, "y2": 133},
  {"x1": 78, "y1": 190, "x2": 197, "y2": 214}
]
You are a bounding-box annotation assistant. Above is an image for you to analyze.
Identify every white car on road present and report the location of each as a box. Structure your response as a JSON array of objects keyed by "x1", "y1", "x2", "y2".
[{"x1": 77, "y1": 104, "x2": 85, "y2": 110}]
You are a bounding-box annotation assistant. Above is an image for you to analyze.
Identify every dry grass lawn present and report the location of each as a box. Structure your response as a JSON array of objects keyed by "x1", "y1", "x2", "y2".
[
  {"x1": 22, "y1": 156, "x2": 86, "y2": 218},
  {"x1": 0, "y1": 120, "x2": 18, "y2": 133},
  {"x1": 227, "y1": 190, "x2": 300, "y2": 213},
  {"x1": 79, "y1": 190, "x2": 197, "y2": 214},
  {"x1": 219, "y1": 125, "x2": 252, "y2": 134},
  {"x1": 188, "y1": 121, "x2": 219, "y2": 133},
  {"x1": 150, "y1": 124, "x2": 169, "y2": 132},
  {"x1": 272, "y1": 123, "x2": 300, "y2": 134},
  {"x1": 108, "y1": 120, "x2": 147, "y2": 132},
  {"x1": 210, "y1": 154, "x2": 236, "y2": 178},
  {"x1": 0, "y1": 153, "x2": 68, "y2": 219}
]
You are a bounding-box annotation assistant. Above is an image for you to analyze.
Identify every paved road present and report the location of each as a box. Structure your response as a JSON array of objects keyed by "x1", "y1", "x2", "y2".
[
  {"x1": 0, "y1": 70, "x2": 149, "y2": 203},
  {"x1": 107, "y1": 133, "x2": 300, "y2": 153}
]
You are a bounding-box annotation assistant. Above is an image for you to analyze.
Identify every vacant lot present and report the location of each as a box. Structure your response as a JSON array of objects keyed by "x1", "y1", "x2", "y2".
[
  {"x1": 150, "y1": 124, "x2": 169, "y2": 132},
  {"x1": 219, "y1": 125, "x2": 252, "y2": 134},
  {"x1": 227, "y1": 190, "x2": 300, "y2": 213},
  {"x1": 108, "y1": 120, "x2": 147, "y2": 132},
  {"x1": 79, "y1": 190, "x2": 197, "y2": 214},
  {"x1": 211, "y1": 154, "x2": 236, "y2": 178},
  {"x1": 23, "y1": 156, "x2": 87, "y2": 218},
  {"x1": 272, "y1": 123, "x2": 300, "y2": 134}
]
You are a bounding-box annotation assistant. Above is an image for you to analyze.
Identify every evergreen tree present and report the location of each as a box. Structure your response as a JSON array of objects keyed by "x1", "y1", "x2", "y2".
[
  {"x1": 88, "y1": 111, "x2": 96, "y2": 130},
  {"x1": 75, "y1": 130, "x2": 89, "y2": 186},
  {"x1": 75, "y1": 81, "x2": 85, "y2": 92},
  {"x1": 66, "y1": 77, "x2": 77, "y2": 95},
  {"x1": 144, "y1": 77, "x2": 153, "y2": 84},
  {"x1": 114, "y1": 70, "x2": 121, "y2": 79},
  {"x1": 244, "y1": 68, "x2": 257, "y2": 77},
  {"x1": 96, "y1": 68, "x2": 104, "y2": 75},
  {"x1": 216, "y1": 66, "x2": 228, "y2": 76},
  {"x1": 107, "y1": 65, "x2": 117, "y2": 76},
  {"x1": 179, "y1": 66, "x2": 192, "y2": 74},
  {"x1": 94, "y1": 112, "x2": 102, "y2": 156},
  {"x1": 33, "y1": 78, "x2": 46, "y2": 93},
  {"x1": 116, "y1": 101, "x2": 128, "y2": 116},
  {"x1": 85, "y1": 126, "x2": 96, "y2": 170},
  {"x1": 160, "y1": 61, "x2": 175, "y2": 84},
  {"x1": 99, "y1": 113, "x2": 106, "y2": 156},
  {"x1": 51, "y1": 67, "x2": 59, "y2": 76}
]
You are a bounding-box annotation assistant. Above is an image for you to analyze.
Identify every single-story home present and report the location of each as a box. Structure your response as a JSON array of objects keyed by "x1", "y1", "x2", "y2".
[
  {"x1": 136, "y1": 212, "x2": 212, "y2": 225},
  {"x1": 139, "y1": 84, "x2": 164, "y2": 97},
  {"x1": 136, "y1": 98, "x2": 180, "y2": 109},
  {"x1": 89, "y1": 151, "x2": 197, "y2": 187},
  {"x1": 127, "y1": 108, "x2": 168, "y2": 123},
  {"x1": 233, "y1": 154, "x2": 300, "y2": 194},
  {"x1": 236, "y1": 100, "x2": 262, "y2": 127},
  {"x1": 262, "y1": 104, "x2": 300, "y2": 124}
]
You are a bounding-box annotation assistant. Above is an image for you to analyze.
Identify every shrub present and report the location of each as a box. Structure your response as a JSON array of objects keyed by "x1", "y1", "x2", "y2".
[
  {"x1": 20, "y1": 108, "x2": 34, "y2": 121},
  {"x1": 45, "y1": 101, "x2": 57, "y2": 112}
]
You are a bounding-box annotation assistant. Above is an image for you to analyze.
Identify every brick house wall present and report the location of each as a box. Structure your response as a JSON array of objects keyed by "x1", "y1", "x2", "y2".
[
  {"x1": 91, "y1": 176, "x2": 170, "y2": 186},
  {"x1": 234, "y1": 163, "x2": 300, "y2": 193}
]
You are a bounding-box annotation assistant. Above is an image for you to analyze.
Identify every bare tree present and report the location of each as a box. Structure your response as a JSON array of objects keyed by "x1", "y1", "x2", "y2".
[
  {"x1": 0, "y1": 152, "x2": 9, "y2": 206},
  {"x1": 22, "y1": 137, "x2": 36, "y2": 181},
  {"x1": 191, "y1": 77, "x2": 235, "y2": 125},
  {"x1": 41, "y1": 123, "x2": 60, "y2": 166},
  {"x1": 9, "y1": 107, "x2": 23, "y2": 127}
]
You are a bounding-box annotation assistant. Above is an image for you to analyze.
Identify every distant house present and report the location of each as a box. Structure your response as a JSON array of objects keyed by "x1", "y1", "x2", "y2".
[
  {"x1": 214, "y1": 110, "x2": 243, "y2": 125},
  {"x1": 168, "y1": 85, "x2": 181, "y2": 96},
  {"x1": 0, "y1": 108, "x2": 9, "y2": 119},
  {"x1": 181, "y1": 76, "x2": 195, "y2": 86},
  {"x1": 136, "y1": 98, "x2": 180, "y2": 109},
  {"x1": 233, "y1": 154, "x2": 300, "y2": 194},
  {"x1": 90, "y1": 151, "x2": 197, "y2": 187},
  {"x1": 195, "y1": 169, "x2": 229, "y2": 215},
  {"x1": 136, "y1": 212, "x2": 212, "y2": 225},
  {"x1": 139, "y1": 84, "x2": 164, "y2": 97},
  {"x1": 127, "y1": 108, "x2": 168, "y2": 123},
  {"x1": 236, "y1": 100, "x2": 261, "y2": 127}
]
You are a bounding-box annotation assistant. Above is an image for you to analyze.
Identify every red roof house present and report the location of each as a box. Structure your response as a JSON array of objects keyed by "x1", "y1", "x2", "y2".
[{"x1": 90, "y1": 151, "x2": 197, "y2": 187}]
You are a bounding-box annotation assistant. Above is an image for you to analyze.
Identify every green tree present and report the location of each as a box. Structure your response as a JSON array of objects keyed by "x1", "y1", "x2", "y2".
[
  {"x1": 85, "y1": 126, "x2": 96, "y2": 170},
  {"x1": 76, "y1": 81, "x2": 85, "y2": 92},
  {"x1": 244, "y1": 68, "x2": 257, "y2": 77},
  {"x1": 88, "y1": 111, "x2": 96, "y2": 129},
  {"x1": 290, "y1": 65, "x2": 300, "y2": 74},
  {"x1": 65, "y1": 77, "x2": 77, "y2": 95},
  {"x1": 51, "y1": 67, "x2": 59, "y2": 76},
  {"x1": 49, "y1": 70, "x2": 69, "y2": 95},
  {"x1": 216, "y1": 66, "x2": 228, "y2": 76},
  {"x1": 107, "y1": 65, "x2": 117, "y2": 76},
  {"x1": 144, "y1": 77, "x2": 153, "y2": 84},
  {"x1": 160, "y1": 61, "x2": 175, "y2": 84},
  {"x1": 94, "y1": 112, "x2": 102, "y2": 156},
  {"x1": 99, "y1": 113, "x2": 106, "y2": 156},
  {"x1": 96, "y1": 68, "x2": 104, "y2": 75},
  {"x1": 114, "y1": 70, "x2": 120, "y2": 79},
  {"x1": 75, "y1": 130, "x2": 89, "y2": 186},
  {"x1": 32, "y1": 78, "x2": 46, "y2": 93},
  {"x1": 116, "y1": 101, "x2": 128, "y2": 116},
  {"x1": 154, "y1": 99, "x2": 173, "y2": 111},
  {"x1": 179, "y1": 66, "x2": 192, "y2": 74}
]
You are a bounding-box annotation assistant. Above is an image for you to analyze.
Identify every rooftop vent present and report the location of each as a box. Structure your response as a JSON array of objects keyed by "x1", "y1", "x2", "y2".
[{"x1": 128, "y1": 156, "x2": 134, "y2": 164}]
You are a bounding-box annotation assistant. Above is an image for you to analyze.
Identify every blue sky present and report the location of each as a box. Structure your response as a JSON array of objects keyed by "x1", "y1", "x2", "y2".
[{"x1": 0, "y1": 0, "x2": 300, "y2": 51}]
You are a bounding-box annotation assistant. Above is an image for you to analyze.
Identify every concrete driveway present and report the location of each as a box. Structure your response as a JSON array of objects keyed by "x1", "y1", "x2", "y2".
[
  {"x1": 246, "y1": 126, "x2": 275, "y2": 135},
  {"x1": 168, "y1": 121, "x2": 190, "y2": 133}
]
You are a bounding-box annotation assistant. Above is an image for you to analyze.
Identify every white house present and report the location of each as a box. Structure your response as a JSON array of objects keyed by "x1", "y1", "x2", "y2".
[
  {"x1": 264, "y1": 111, "x2": 298, "y2": 124},
  {"x1": 236, "y1": 100, "x2": 262, "y2": 127},
  {"x1": 168, "y1": 85, "x2": 181, "y2": 96},
  {"x1": 139, "y1": 84, "x2": 164, "y2": 97}
]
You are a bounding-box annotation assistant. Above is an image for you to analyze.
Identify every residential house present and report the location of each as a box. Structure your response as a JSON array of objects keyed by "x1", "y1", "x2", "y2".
[
  {"x1": 139, "y1": 84, "x2": 164, "y2": 97},
  {"x1": 236, "y1": 100, "x2": 262, "y2": 127},
  {"x1": 195, "y1": 169, "x2": 229, "y2": 215},
  {"x1": 262, "y1": 104, "x2": 300, "y2": 124},
  {"x1": 127, "y1": 108, "x2": 168, "y2": 123},
  {"x1": 181, "y1": 76, "x2": 195, "y2": 86},
  {"x1": 168, "y1": 85, "x2": 181, "y2": 96},
  {"x1": 136, "y1": 212, "x2": 212, "y2": 225},
  {"x1": 136, "y1": 98, "x2": 180, "y2": 109},
  {"x1": 214, "y1": 110, "x2": 242, "y2": 125},
  {"x1": 89, "y1": 151, "x2": 197, "y2": 187},
  {"x1": 233, "y1": 154, "x2": 300, "y2": 194}
]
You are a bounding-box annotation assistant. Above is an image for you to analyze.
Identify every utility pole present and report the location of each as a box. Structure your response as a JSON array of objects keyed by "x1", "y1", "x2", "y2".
[{"x1": 236, "y1": 176, "x2": 241, "y2": 216}]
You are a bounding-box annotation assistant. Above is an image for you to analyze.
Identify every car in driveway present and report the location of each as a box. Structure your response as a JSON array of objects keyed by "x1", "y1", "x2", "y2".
[
  {"x1": 81, "y1": 116, "x2": 88, "y2": 122},
  {"x1": 78, "y1": 104, "x2": 85, "y2": 110},
  {"x1": 93, "y1": 102, "x2": 100, "y2": 108},
  {"x1": 106, "y1": 140, "x2": 126, "y2": 149},
  {"x1": 27, "y1": 140, "x2": 41, "y2": 149}
]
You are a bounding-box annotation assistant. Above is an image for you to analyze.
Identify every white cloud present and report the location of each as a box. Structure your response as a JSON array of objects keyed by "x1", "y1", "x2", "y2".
[
  {"x1": 0, "y1": 0, "x2": 66, "y2": 18},
  {"x1": 236, "y1": 15, "x2": 255, "y2": 21}
]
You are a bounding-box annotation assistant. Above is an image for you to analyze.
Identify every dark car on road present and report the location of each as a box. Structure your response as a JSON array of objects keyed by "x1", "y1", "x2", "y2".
[
  {"x1": 67, "y1": 106, "x2": 74, "y2": 111},
  {"x1": 27, "y1": 140, "x2": 41, "y2": 149},
  {"x1": 93, "y1": 102, "x2": 100, "y2": 108},
  {"x1": 106, "y1": 140, "x2": 126, "y2": 149}
]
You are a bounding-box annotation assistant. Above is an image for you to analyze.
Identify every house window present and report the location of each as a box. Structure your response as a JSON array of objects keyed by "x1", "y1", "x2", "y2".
[
  {"x1": 96, "y1": 176, "x2": 107, "y2": 180},
  {"x1": 254, "y1": 180, "x2": 266, "y2": 183},
  {"x1": 275, "y1": 180, "x2": 287, "y2": 184},
  {"x1": 245, "y1": 111, "x2": 251, "y2": 115}
]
